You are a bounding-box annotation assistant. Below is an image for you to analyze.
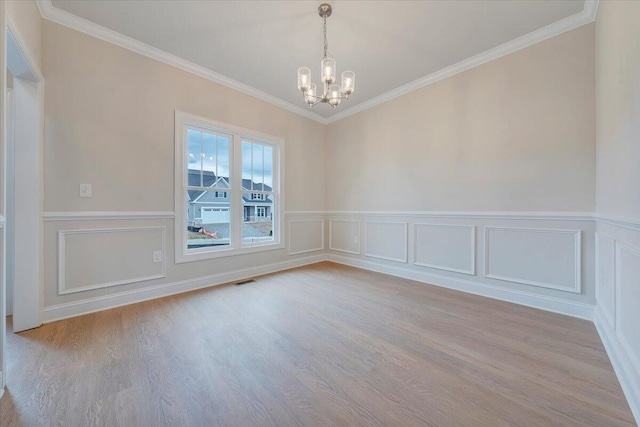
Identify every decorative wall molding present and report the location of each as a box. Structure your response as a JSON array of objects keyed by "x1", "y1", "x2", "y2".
[
  {"x1": 364, "y1": 221, "x2": 408, "y2": 263},
  {"x1": 58, "y1": 226, "x2": 166, "y2": 295},
  {"x1": 43, "y1": 210, "x2": 324, "y2": 222},
  {"x1": 414, "y1": 223, "x2": 476, "y2": 275},
  {"x1": 328, "y1": 253, "x2": 594, "y2": 320},
  {"x1": 43, "y1": 211, "x2": 176, "y2": 221},
  {"x1": 594, "y1": 306, "x2": 640, "y2": 424},
  {"x1": 325, "y1": 1, "x2": 599, "y2": 124},
  {"x1": 595, "y1": 213, "x2": 640, "y2": 232},
  {"x1": 44, "y1": 253, "x2": 327, "y2": 323},
  {"x1": 484, "y1": 227, "x2": 582, "y2": 293},
  {"x1": 326, "y1": 210, "x2": 594, "y2": 221},
  {"x1": 285, "y1": 211, "x2": 328, "y2": 217},
  {"x1": 329, "y1": 219, "x2": 361, "y2": 255},
  {"x1": 6, "y1": 11, "x2": 44, "y2": 81},
  {"x1": 584, "y1": 0, "x2": 600, "y2": 22},
  {"x1": 288, "y1": 219, "x2": 325, "y2": 256},
  {"x1": 614, "y1": 242, "x2": 640, "y2": 375},
  {"x1": 36, "y1": 0, "x2": 597, "y2": 126},
  {"x1": 595, "y1": 233, "x2": 616, "y2": 327},
  {"x1": 35, "y1": 0, "x2": 327, "y2": 125}
]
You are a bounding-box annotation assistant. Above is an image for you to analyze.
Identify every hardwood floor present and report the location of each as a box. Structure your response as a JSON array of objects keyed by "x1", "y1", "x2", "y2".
[{"x1": 0, "y1": 262, "x2": 635, "y2": 426}]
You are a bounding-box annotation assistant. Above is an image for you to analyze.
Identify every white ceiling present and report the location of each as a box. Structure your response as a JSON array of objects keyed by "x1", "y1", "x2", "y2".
[{"x1": 48, "y1": 0, "x2": 588, "y2": 121}]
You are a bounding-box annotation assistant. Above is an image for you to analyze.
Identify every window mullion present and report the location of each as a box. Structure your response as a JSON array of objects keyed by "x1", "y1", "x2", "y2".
[{"x1": 232, "y1": 135, "x2": 243, "y2": 249}]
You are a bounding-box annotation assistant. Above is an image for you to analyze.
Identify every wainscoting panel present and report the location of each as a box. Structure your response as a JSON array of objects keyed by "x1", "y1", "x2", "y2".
[
  {"x1": 364, "y1": 221, "x2": 407, "y2": 263},
  {"x1": 329, "y1": 219, "x2": 360, "y2": 254},
  {"x1": 414, "y1": 224, "x2": 475, "y2": 275},
  {"x1": 484, "y1": 227, "x2": 581, "y2": 293},
  {"x1": 288, "y1": 219, "x2": 324, "y2": 255},
  {"x1": 596, "y1": 233, "x2": 616, "y2": 327},
  {"x1": 58, "y1": 227, "x2": 166, "y2": 295},
  {"x1": 615, "y1": 242, "x2": 640, "y2": 376}
]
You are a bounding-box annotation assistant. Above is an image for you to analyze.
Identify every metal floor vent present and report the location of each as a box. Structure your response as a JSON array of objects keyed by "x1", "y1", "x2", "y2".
[{"x1": 235, "y1": 279, "x2": 256, "y2": 286}]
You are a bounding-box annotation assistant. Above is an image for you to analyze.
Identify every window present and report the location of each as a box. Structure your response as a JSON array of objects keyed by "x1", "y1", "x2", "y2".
[{"x1": 175, "y1": 111, "x2": 283, "y2": 262}]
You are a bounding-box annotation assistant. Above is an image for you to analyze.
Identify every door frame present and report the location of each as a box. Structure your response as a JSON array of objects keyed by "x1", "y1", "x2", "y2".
[{"x1": 1, "y1": 10, "x2": 44, "y2": 396}]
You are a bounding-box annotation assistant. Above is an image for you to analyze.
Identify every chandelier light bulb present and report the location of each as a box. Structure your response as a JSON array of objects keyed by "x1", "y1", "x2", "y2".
[
  {"x1": 328, "y1": 84, "x2": 341, "y2": 108},
  {"x1": 298, "y1": 67, "x2": 311, "y2": 92},
  {"x1": 321, "y1": 58, "x2": 336, "y2": 84},
  {"x1": 305, "y1": 83, "x2": 317, "y2": 105},
  {"x1": 341, "y1": 71, "x2": 355, "y2": 96}
]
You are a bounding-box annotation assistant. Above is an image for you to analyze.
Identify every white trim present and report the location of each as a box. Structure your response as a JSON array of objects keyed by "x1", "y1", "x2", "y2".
[
  {"x1": 285, "y1": 211, "x2": 327, "y2": 216},
  {"x1": 328, "y1": 254, "x2": 594, "y2": 321},
  {"x1": 35, "y1": 0, "x2": 598, "y2": 126},
  {"x1": 363, "y1": 221, "x2": 408, "y2": 263},
  {"x1": 35, "y1": 0, "x2": 326, "y2": 124},
  {"x1": 288, "y1": 219, "x2": 325, "y2": 256},
  {"x1": 327, "y1": 211, "x2": 594, "y2": 221},
  {"x1": 484, "y1": 226, "x2": 581, "y2": 293},
  {"x1": 324, "y1": 1, "x2": 599, "y2": 124},
  {"x1": 595, "y1": 213, "x2": 640, "y2": 232},
  {"x1": 42, "y1": 211, "x2": 320, "y2": 221},
  {"x1": 413, "y1": 223, "x2": 476, "y2": 275},
  {"x1": 584, "y1": 0, "x2": 600, "y2": 22},
  {"x1": 6, "y1": 12, "x2": 44, "y2": 81},
  {"x1": 43, "y1": 211, "x2": 175, "y2": 221},
  {"x1": 58, "y1": 227, "x2": 166, "y2": 295},
  {"x1": 594, "y1": 306, "x2": 640, "y2": 425},
  {"x1": 595, "y1": 232, "x2": 616, "y2": 327},
  {"x1": 614, "y1": 241, "x2": 640, "y2": 377},
  {"x1": 0, "y1": 215, "x2": 5, "y2": 226},
  {"x1": 43, "y1": 254, "x2": 327, "y2": 323},
  {"x1": 329, "y1": 219, "x2": 361, "y2": 255}
]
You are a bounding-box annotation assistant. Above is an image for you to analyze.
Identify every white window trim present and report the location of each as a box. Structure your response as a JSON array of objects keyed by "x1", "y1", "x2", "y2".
[{"x1": 175, "y1": 110, "x2": 284, "y2": 263}]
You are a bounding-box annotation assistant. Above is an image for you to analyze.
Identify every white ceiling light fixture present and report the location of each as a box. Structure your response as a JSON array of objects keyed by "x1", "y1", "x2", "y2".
[{"x1": 298, "y1": 3, "x2": 355, "y2": 109}]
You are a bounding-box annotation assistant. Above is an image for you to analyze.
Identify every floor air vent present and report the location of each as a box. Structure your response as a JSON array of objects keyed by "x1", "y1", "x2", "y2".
[{"x1": 235, "y1": 279, "x2": 256, "y2": 286}]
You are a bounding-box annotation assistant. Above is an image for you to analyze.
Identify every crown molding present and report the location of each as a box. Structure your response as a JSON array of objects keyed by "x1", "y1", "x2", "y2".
[
  {"x1": 325, "y1": 0, "x2": 599, "y2": 124},
  {"x1": 37, "y1": 0, "x2": 597, "y2": 127},
  {"x1": 584, "y1": 0, "x2": 600, "y2": 22},
  {"x1": 35, "y1": 0, "x2": 329, "y2": 125}
]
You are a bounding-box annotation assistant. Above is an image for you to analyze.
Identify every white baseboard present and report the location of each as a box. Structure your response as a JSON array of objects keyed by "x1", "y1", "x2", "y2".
[
  {"x1": 327, "y1": 253, "x2": 595, "y2": 320},
  {"x1": 43, "y1": 254, "x2": 328, "y2": 323},
  {"x1": 594, "y1": 305, "x2": 640, "y2": 425}
]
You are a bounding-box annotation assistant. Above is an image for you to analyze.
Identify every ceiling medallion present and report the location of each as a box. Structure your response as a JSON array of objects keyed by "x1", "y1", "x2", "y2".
[{"x1": 297, "y1": 3, "x2": 355, "y2": 109}]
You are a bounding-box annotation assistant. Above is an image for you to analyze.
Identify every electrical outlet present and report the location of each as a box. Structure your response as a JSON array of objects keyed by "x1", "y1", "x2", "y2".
[
  {"x1": 153, "y1": 250, "x2": 162, "y2": 263},
  {"x1": 79, "y1": 184, "x2": 92, "y2": 198},
  {"x1": 353, "y1": 236, "x2": 359, "y2": 245}
]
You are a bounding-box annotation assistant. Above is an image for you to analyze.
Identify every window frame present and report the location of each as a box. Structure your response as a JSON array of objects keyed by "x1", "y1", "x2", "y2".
[{"x1": 175, "y1": 110, "x2": 284, "y2": 263}]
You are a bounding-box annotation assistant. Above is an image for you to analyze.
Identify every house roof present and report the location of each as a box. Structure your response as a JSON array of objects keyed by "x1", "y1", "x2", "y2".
[{"x1": 187, "y1": 169, "x2": 272, "y2": 204}]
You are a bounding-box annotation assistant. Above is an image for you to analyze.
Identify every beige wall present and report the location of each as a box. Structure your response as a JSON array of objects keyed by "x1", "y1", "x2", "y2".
[
  {"x1": 42, "y1": 20, "x2": 325, "y2": 307},
  {"x1": 596, "y1": 1, "x2": 640, "y2": 220},
  {"x1": 326, "y1": 24, "x2": 595, "y2": 212},
  {"x1": 43, "y1": 20, "x2": 325, "y2": 213},
  {"x1": 6, "y1": 0, "x2": 41, "y2": 73}
]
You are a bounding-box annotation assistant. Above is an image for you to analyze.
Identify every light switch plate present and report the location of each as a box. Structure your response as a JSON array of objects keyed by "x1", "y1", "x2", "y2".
[{"x1": 79, "y1": 184, "x2": 92, "y2": 198}]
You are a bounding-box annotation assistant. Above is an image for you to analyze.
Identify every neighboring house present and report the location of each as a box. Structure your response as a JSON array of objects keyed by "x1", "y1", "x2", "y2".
[{"x1": 187, "y1": 169, "x2": 272, "y2": 225}]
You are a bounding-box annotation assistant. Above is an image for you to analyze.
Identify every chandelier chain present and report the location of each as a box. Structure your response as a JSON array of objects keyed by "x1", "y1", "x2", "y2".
[{"x1": 323, "y1": 16, "x2": 328, "y2": 59}]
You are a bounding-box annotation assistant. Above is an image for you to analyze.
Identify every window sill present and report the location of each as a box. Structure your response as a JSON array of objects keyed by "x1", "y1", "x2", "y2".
[{"x1": 175, "y1": 241, "x2": 285, "y2": 264}]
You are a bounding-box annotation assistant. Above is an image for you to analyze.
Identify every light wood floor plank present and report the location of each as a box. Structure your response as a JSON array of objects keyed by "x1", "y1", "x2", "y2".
[{"x1": 0, "y1": 262, "x2": 635, "y2": 426}]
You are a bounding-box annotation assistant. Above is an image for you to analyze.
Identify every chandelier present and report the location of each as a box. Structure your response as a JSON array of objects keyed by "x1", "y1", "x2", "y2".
[{"x1": 297, "y1": 3, "x2": 355, "y2": 109}]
